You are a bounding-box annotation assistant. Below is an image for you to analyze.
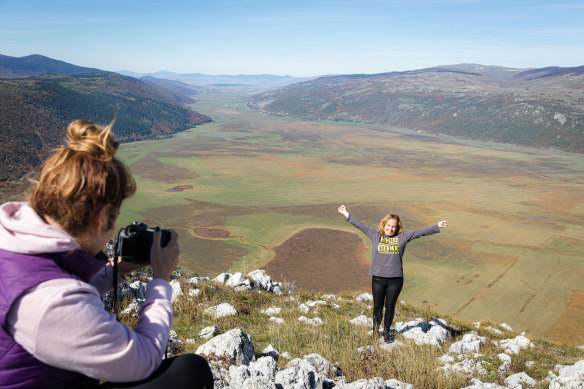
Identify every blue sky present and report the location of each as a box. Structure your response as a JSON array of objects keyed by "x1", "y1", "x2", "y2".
[{"x1": 1, "y1": 0, "x2": 583, "y2": 77}]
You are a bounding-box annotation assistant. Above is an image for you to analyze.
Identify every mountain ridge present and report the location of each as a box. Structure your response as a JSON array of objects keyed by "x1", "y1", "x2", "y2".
[
  {"x1": 0, "y1": 71, "x2": 210, "y2": 182},
  {"x1": 0, "y1": 54, "x2": 104, "y2": 78},
  {"x1": 248, "y1": 64, "x2": 584, "y2": 153}
]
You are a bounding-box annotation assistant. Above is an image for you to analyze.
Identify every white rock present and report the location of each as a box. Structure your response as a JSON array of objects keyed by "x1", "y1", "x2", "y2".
[
  {"x1": 247, "y1": 269, "x2": 274, "y2": 292},
  {"x1": 269, "y1": 317, "x2": 285, "y2": 324},
  {"x1": 298, "y1": 316, "x2": 323, "y2": 326},
  {"x1": 299, "y1": 303, "x2": 310, "y2": 313},
  {"x1": 322, "y1": 294, "x2": 336, "y2": 300},
  {"x1": 440, "y1": 358, "x2": 488, "y2": 376},
  {"x1": 261, "y1": 306, "x2": 282, "y2": 316},
  {"x1": 276, "y1": 359, "x2": 324, "y2": 389},
  {"x1": 497, "y1": 353, "x2": 512, "y2": 372},
  {"x1": 225, "y1": 272, "x2": 246, "y2": 287},
  {"x1": 485, "y1": 326, "x2": 503, "y2": 335},
  {"x1": 438, "y1": 354, "x2": 455, "y2": 364},
  {"x1": 504, "y1": 372, "x2": 536, "y2": 388},
  {"x1": 306, "y1": 300, "x2": 327, "y2": 307},
  {"x1": 280, "y1": 351, "x2": 292, "y2": 359},
  {"x1": 357, "y1": 345, "x2": 375, "y2": 357},
  {"x1": 549, "y1": 360, "x2": 584, "y2": 388},
  {"x1": 356, "y1": 293, "x2": 373, "y2": 302},
  {"x1": 249, "y1": 356, "x2": 278, "y2": 381},
  {"x1": 169, "y1": 279, "x2": 182, "y2": 303},
  {"x1": 120, "y1": 300, "x2": 139, "y2": 316},
  {"x1": 460, "y1": 378, "x2": 506, "y2": 389},
  {"x1": 349, "y1": 315, "x2": 373, "y2": 328},
  {"x1": 199, "y1": 325, "x2": 219, "y2": 339},
  {"x1": 262, "y1": 344, "x2": 279, "y2": 358},
  {"x1": 196, "y1": 328, "x2": 255, "y2": 366},
  {"x1": 499, "y1": 323, "x2": 513, "y2": 332},
  {"x1": 186, "y1": 276, "x2": 209, "y2": 285},
  {"x1": 384, "y1": 378, "x2": 414, "y2": 389},
  {"x1": 167, "y1": 330, "x2": 183, "y2": 353},
  {"x1": 449, "y1": 333, "x2": 486, "y2": 354},
  {"x1": 378, "y1": 339, "x2": 403, "y2": 352},
  {"x1": 496, "y1": 335, "x2": 533, "y2": 355},
  {"x1": 525, "y1": 360, "x2": 535, "y2": 368},
  {"x1": 284, "y1": 353, "x2": 334, "y2": 380},
  {"x1": 213, "y1": 272, "x2": 231, "y2": 283},
  {"x1": 400, "y1": 319, "x2": 449, "y2": 346},
  {"x1": 204, "y1": 302, "x2": 238, "y2": 318},
  {"x1": 234, "y1": 278, "x2": 254, "y2": 292},
  {"x1": 188, "y1": 288, "x2": 201, "y2": 297},
  {"x1": 344, "y1": 377, "x2": 386, "y2": 388},
  {"x1": 272, "y1": 286, "x2": 283, "y2": 296}
]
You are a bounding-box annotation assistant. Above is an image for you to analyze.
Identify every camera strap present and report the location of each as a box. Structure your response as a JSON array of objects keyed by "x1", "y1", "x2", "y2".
[{"x1": 112, "y1": 230, "x2": 123, "y2": 316}]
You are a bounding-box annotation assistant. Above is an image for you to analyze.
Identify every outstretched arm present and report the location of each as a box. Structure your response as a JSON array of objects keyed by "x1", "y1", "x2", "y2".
[
  {"x1": 338, "y1": 204, "x2": 349, "y2": 218},
  {"x1": 438, "y1": 221, "x2": 448, "y2": 229}
]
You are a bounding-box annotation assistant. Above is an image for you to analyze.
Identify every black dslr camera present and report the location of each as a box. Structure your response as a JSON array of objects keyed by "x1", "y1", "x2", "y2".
[{"x1": 115, "y1": 222, "x2": 171, "y2": 263}]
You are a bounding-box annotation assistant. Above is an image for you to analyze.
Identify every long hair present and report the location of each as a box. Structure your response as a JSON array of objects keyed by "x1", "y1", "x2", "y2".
[
  {"x1": 378, "y1": 214, "x2": 403, "y2": 235},
  {"x1": 30, "y1": 120, "x2": 136, "y2": 245}
]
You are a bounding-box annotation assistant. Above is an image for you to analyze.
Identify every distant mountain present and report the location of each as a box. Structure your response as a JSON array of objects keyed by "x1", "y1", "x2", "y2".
[
  {"x1": 118, "y1": 70, "x2": 316, "y2": 88},
  {"x1": 0, "y1": 72, "x2": 211, "y2": 182},
  {"x1": 140, "y1": 76, "x2": 202, "y2": 104},
  {"x1": 0, "y1": 54, "x2": 104, "y2": 78},
  {"x1": 248, "y1": 64, "x2": 584, "y2": 153}
]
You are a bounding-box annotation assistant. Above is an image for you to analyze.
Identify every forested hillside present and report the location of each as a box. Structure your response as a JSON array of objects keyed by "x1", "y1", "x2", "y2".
[
  {"x1": 248, "y1": 64, "x2": 584, "y2": 153},
  {"x1": 0, "y1": 72, "x2": 210, "y2": 182}
]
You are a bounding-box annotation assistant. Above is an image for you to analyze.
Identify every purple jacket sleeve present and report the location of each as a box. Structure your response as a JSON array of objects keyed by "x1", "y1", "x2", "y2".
[{"x1": 7, "y1": 278, "x2": 173, "y2": 382}]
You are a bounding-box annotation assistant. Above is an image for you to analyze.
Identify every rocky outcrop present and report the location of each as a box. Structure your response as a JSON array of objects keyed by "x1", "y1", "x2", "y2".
[{"x1": 115, "y1": 269, "x2": 584, "y2": 388}]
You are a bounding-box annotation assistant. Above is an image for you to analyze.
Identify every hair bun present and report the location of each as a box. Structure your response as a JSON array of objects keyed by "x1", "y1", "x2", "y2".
[{"x1": 66, "y1": 120, "x2": 119, "y2": 161}]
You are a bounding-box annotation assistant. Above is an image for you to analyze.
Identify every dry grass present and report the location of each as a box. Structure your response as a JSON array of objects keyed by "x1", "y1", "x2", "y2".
[{"x1": 117, "y1": 275, "x2": 584, "y2": 389}]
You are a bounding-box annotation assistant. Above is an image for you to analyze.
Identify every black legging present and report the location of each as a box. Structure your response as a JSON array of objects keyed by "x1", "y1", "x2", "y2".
[
  {"x1": 371, "y1": 275, "x2": 404, "y2": 333},
  {"x1": 91, "y1": 354, "x2": 213, "y2": 389}
]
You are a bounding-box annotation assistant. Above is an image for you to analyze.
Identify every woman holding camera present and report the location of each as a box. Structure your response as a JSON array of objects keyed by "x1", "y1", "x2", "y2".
[
  {"x1": 0, "y1": 120, "x2": 213, "y2": 388},
  {"x1": 338, "y1": 205, "x2": 447, "y2": 343}
]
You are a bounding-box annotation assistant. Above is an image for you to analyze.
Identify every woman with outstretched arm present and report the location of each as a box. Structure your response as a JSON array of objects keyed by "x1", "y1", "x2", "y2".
[{"x1": 338, "y1": 204, "x2": 447, "y2": 343}]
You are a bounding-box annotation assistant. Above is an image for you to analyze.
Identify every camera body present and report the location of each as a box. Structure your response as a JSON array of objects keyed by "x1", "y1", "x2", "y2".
[{"x1": 116, "y1": 222, "x2": 170, "y2": 263}]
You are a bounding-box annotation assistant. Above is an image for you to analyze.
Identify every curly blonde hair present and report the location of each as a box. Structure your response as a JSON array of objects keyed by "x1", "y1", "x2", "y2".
[{"x1": 30, "y1": 120, "x2": 136, "y2": 244}]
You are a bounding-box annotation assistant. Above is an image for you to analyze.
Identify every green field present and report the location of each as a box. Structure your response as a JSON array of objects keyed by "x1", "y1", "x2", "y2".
[{"x1": 116, "y1": 90, "x2": 584, "y2": 345}]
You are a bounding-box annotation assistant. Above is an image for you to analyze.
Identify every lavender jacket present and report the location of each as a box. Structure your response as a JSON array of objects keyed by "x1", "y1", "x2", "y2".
[{"x1": 0, "y1": 202, "x2": 173, "y2": 388}]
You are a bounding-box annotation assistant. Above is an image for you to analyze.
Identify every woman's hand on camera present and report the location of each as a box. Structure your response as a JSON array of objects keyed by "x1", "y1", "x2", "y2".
[
  {"x1": 112, "y1": 258, "x2": 147, "y2": 275},
  {"x1": 150, "y1": 229, "x2": 180, "y2": 282}
]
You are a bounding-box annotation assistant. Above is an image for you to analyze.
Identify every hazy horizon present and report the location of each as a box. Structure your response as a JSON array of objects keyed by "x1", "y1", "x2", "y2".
[{"x1": 1, "y1": 0, "x2": 583, "y2": 77}]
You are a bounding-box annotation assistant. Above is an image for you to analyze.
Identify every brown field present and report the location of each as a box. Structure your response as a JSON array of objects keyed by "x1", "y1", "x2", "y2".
[
  {"x1": 262, "y1": 228, "x2": 371, "y2": 294},
  {"x1": 544, "y1": 290, "x2": 584, "y2": 345}
]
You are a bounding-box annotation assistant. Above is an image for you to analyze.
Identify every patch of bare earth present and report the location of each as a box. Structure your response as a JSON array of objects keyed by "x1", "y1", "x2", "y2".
[
  {"x1": 544, "y1": 290, "x2": 584, "y2": 345},
  {"x1": 128, "y1": 156, "x2": 199, "y2": 183},
  {"x1": 192, "y1": 227, "x2": 230, "y2": 239},
  {"x1": 262, "y1": 228, "x2": 371, "y2": 294}
]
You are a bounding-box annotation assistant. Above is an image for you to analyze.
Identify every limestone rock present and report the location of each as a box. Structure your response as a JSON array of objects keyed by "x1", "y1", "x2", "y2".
[{"x1": 196, "y1": 328, "x2": 256, "y2": 366}]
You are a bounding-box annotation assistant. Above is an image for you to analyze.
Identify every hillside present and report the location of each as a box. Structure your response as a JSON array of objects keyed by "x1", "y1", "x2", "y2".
[
  {"x1": 247, "y1": 64, "x2": 584, "y2": 153},
  {"x1": 115, "y1": 269, "x2": 584, "y2": 388},
  {"x1": 0, "y1": 72, "x2": 210, "y2": 182},
  {"x1": 0, "y1": 54, "x2": 104, "y2": 78}
]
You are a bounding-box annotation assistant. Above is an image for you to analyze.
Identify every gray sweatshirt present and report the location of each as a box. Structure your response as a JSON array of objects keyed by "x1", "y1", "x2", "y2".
[{"x1": 346, "y1": 214, "x2": 440, "y2": 277}]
